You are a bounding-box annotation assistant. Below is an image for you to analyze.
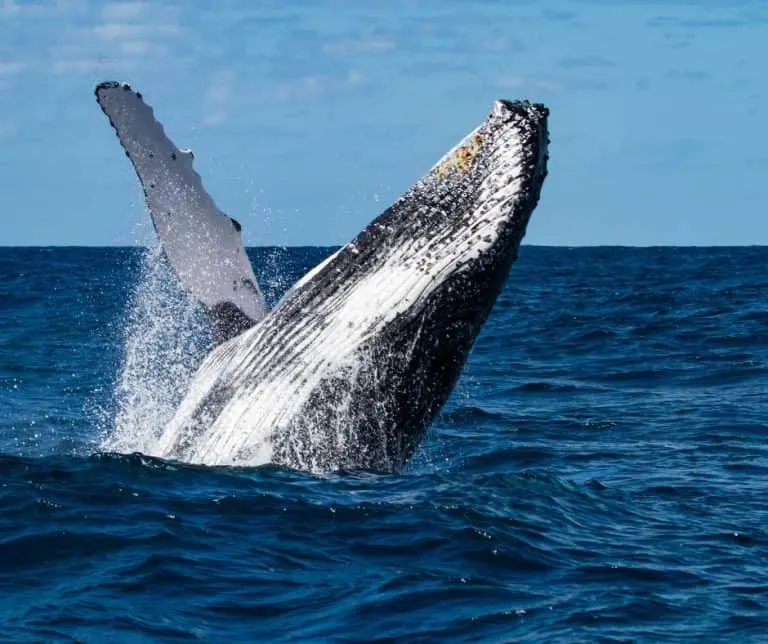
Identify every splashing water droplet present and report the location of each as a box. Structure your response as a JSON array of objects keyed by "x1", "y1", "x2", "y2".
[{"x1": 100, "y1": 246, "x2": 210, "y2": 455}]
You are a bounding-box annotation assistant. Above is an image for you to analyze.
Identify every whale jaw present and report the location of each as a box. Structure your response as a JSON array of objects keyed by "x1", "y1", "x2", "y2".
[{"x1": 151, "y1": 100, "x2": 549, "y2": 472}]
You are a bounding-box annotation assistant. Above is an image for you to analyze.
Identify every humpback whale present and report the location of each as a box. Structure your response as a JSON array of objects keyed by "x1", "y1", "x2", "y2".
[{"x1": 96, "y1": 81, "x2": 549, "y2": 472}]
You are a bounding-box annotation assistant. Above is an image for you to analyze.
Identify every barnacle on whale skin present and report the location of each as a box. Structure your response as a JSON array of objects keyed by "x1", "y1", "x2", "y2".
[{"x1": 436, "y1": 134, "x2": 484, "y2": 178}]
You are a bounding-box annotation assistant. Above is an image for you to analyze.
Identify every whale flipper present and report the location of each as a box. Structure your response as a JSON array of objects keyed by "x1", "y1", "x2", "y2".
[{"x1": 95, "y1": 81, "x2": 267, "y2": 343}]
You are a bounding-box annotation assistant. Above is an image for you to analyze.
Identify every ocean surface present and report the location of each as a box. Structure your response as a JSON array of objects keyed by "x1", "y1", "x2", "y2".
[{"x1": 1, "y1": 245, "x2": 767, "y2": 642}]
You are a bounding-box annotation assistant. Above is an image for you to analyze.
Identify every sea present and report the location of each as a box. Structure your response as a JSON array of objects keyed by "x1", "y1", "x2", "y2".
[{"x1": 1, "y1": 245, "x2": 767, "y2": 642}]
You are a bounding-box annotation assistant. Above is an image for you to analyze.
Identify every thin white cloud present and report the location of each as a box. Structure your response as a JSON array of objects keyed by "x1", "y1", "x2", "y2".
[
  {"x1": 322, "y1": 37, "x2": 395, "y2": 56},
  {"x1": 119, "y1": 40, "x2": 165, "y2": 56},
  {"x1": 559, "y1": 55, "x2": 614, "y2": 69},
  {"x1": 205, "y1": 69, "x2": 235, "y2": 104},
  {"x1": 345, "y1": 69, "x2": 365, "y2": 87},
  {"x1": 1, "y1": 0, "x2": 87, "y2": 19},
  {"x1": 94, "y1": 23, "x2": 183, "y2": 40},
  {"x1": 43, "y1": 3, "x2": 185, "y2": 77},
  {"x1": 664, "y1": 69, "x2": 711, "y2": 82},
  {"x1": 479, "y1": 37, "x2": 525, "y2": 53},
  {"x1": 0, "y1": 0, "x2": 20, "y2": 19},
  {"x1": 0, "y1": 119, "x2": 17, "y2": 137},
  {"x1": 495, "y1": 74, "x2": 610, "y2": 94},
  {"x1": 101, "y1": 1, "x2": 148, "y2": 21},
  {"x1": 496, "y1": 75, "x2": 563, "y2": 93},
  {"x1": 257, "y1": 70, "x2": 366, "y2": 104},
  {"x1": 202, "y1": 69, "x2": 236, "y2": 127},
  {"x1": 51, "y1": 57, "x2": 134, "y2": 74},
  {"x1": 0, "y1": 61, "x2": 25, "y2": 75},
  {"x1": 202, "y1": 111, "x2": 227, "y2": 127}
]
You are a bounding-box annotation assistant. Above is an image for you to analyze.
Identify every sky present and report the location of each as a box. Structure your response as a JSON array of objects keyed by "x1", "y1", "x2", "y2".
[{"x1": 0, "y1": 0, "x2": 766, "y2": 247}]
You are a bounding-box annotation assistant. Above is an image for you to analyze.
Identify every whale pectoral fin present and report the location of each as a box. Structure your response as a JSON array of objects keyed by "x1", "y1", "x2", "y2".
[{"x1": 95, "y1": 81, "x2": 267, "y2": 341}]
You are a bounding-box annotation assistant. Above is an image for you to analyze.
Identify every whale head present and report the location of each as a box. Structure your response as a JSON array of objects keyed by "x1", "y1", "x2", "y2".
[{"x1": 393, "y1": 98, "x2": 549, "y2": 294}]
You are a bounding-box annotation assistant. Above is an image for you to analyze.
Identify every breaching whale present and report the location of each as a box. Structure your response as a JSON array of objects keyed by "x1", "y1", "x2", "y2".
[{"x1": 96, "y1": 81, "x2": 549, "y2": 472}]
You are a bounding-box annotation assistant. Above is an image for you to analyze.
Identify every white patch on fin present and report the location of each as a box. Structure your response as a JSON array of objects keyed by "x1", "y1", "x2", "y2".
[{"x1": 95, "y1": 81, "x2": 267, "y2": 324}]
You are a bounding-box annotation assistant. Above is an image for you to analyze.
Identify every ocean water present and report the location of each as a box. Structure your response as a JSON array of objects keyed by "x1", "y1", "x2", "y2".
[{"x1": 1, "y1": 245, "x2": 767, "y2": 642}]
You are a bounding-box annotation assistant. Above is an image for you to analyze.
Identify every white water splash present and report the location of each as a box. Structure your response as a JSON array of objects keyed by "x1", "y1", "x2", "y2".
[{"x1": 101, "y1": 246, "x2": 210, "y2": 455}]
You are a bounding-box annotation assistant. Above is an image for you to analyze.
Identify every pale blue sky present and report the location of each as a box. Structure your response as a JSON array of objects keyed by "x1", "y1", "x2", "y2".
[{"x1": 0, "y1": 0, "x2": 765, "y2": 246}]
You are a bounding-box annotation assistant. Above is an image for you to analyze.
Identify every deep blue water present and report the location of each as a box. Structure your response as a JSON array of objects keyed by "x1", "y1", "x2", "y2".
[{"x1": 1, "y1": 246, "x2": 767, "y2": 642}]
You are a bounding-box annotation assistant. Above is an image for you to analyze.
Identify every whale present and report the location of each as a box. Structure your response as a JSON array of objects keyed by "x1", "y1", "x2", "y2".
[{"x1": 96, "y1": 81, "x2": 549, "y2": 472}]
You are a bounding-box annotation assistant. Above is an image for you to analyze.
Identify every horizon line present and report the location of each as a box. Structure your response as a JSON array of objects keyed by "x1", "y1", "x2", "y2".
[{"x1": 2, "y1": 243, "x2": 767, "y2": 250}]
